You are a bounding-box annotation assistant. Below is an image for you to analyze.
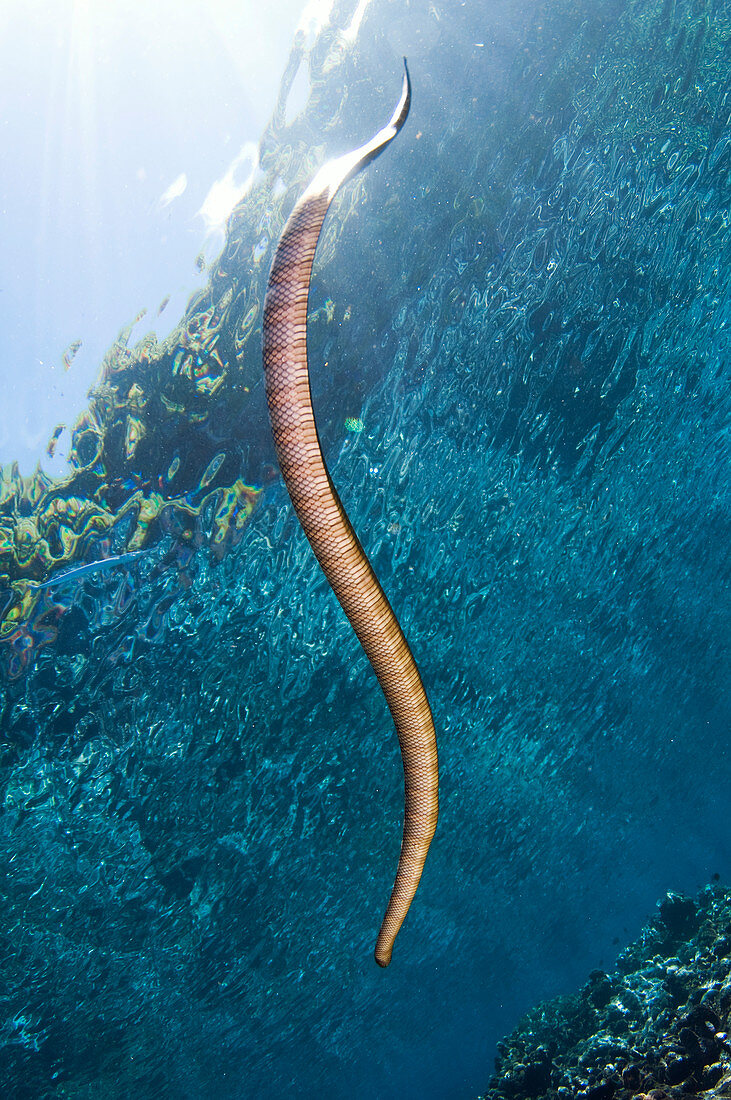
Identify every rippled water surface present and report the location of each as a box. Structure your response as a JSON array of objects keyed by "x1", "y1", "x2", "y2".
[{"x1": 1, "y1": 0, "x2": 729, "y2": 1096}]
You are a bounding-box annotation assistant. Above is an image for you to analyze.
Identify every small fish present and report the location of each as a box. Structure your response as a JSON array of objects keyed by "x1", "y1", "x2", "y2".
[
  {"x1": 160, "y1": 172, "x2": 187, "y2": 207},
  {"x1": 166, "y1": 454, "x2": 181, "y2": 482},
  {"x1": 200, "y1": 452, "x2": 226, "y2": 489},
  {"x1": 62, "y1": 339, "x2": 82, "y2": 371},
  {"x1": 27, "y1": 551, "x2": 148, "y2": 591},
  {"x1": 46, "y1": 424, "x2": 66, "y2": 458},
  {"x1": 253, "y1": 235, "x2": 269, "y2": 262}
]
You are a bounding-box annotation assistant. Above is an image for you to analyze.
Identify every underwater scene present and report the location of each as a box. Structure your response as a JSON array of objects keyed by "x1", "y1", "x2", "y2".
[{"x1": 1, "y1": 0, "x2": 729, "y2": 1096}]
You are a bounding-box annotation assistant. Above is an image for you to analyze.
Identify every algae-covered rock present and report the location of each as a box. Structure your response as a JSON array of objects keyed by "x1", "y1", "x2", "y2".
[{"x1": 481, "y1": 884, "x2": 731, "y2": 1100}]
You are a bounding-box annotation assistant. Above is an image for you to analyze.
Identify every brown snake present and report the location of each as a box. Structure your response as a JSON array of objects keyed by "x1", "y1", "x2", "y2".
[{"x1": 262, "y1": 61, "x2": 438, "y2": 967}]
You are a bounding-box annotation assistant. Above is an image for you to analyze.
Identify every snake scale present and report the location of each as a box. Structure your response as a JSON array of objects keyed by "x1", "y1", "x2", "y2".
[{"x1": 262, "y1": 61, "x2": 438, "y2": 967}]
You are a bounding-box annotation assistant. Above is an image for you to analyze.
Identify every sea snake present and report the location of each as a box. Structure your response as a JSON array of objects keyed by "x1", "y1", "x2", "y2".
[{"x1": 262, "y1": 60, "x2": 438, "y2": 967}]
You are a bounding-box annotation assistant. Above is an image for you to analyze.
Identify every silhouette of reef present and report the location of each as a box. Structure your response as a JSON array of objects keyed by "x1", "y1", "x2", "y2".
[
  {"x1": 482, "y1": 883, "x2": 731, "y2": 1100},
  {"x1": 0, "y1": 18, "x2": 367, "y2": 666}
]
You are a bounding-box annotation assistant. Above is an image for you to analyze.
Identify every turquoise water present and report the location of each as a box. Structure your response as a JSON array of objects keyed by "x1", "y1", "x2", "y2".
[{"x1": 1, "y1": 0, "x2": 729, "y2": 1096}]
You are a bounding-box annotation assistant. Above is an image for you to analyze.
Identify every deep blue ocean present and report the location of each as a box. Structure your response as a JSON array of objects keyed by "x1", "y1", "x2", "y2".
[{"x1": 1, "y1": 0, "x2": 729, "y2": 1097}]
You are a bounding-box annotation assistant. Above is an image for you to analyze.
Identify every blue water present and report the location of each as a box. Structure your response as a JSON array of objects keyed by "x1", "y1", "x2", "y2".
[{"x1": 1, "y1": 0, "x2": 729, "y2": 1096}]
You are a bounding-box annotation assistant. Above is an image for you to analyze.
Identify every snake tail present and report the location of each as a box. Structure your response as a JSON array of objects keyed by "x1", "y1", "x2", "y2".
[{"x1": 262, "y1": 60, "x2": 438, "y2": 967}]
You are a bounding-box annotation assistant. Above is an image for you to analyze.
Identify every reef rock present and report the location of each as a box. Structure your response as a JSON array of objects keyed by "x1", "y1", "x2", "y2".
[{"x1": 481, "y1": 883, "x2": 731, "y2": 1100}]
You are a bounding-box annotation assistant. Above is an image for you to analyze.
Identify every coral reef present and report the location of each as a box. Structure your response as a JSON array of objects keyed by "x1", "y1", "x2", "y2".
[{"x1": 482, "y1": 884, "x2": 731, "y2": 1100}]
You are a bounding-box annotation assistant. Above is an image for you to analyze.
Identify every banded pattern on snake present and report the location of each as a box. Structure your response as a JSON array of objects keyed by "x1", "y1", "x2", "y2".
[{"x1": 262, "y1": 61, "x2": 438, "y2": 967}]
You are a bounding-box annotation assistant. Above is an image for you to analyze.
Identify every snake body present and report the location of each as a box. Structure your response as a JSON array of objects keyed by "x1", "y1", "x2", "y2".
[{"x1": 262, "y1": 61, "x2": 438, "y2": 967}]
